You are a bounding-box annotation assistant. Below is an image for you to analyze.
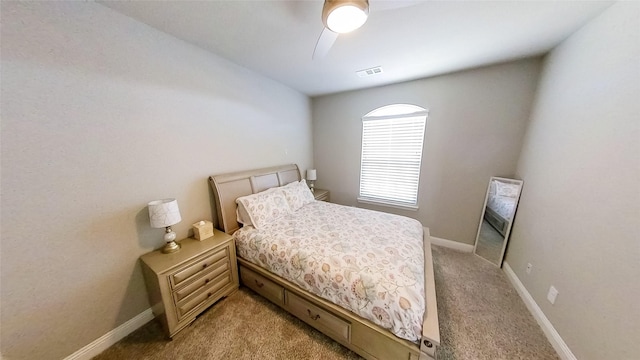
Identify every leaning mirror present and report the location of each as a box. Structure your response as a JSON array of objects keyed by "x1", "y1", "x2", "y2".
[{"x1": 474, "y1": 177, "x2": 523, "y2": 267}]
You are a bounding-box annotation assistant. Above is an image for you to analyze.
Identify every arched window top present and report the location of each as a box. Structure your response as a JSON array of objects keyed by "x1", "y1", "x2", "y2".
[{"x1": 364, "y1": 104, "x2": 427, "y2": 118}]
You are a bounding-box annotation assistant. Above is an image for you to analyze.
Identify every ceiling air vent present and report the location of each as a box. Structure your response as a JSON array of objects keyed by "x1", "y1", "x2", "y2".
[{"x1": 356, "y1": 66, "x2": 383, "y2": 78}]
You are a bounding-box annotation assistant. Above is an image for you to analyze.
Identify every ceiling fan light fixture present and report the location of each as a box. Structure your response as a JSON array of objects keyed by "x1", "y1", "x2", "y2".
[{"x1": 323, "y1": 0, "x2": 369, "y2": 34}]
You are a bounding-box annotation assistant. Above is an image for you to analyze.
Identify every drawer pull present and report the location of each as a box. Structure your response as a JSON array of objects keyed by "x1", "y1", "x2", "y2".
[
  {"x1": 254, "y1": 279, "x2": 264, "y2": 288},
  {"x1": 307, "y1": 309, "x2": 320, "y2": 321},
  {"x1": 423, "y1": 340, "x2": 433, "y2": 348},
  {"x1": 205, "y1": 278, "x2": 210, "y2": 283},
  {"x1": 202, "y1": 263, "x2": 208, "y2": 269},
  {"x1": 207, "y1": 292, "x2": 213, "y2": 297}
]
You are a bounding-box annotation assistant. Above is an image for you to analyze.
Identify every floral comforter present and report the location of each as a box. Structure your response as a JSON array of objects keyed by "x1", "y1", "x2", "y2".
[{"x1": 234, "y1": 201, "x2": 425, "y2": 342}]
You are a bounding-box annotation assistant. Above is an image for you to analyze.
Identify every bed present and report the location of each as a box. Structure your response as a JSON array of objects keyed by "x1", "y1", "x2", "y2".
[
  {"x1": 209, "y1": 164, "x2": 440, "y2": 360},
  {"x1": 484, "y1": 179, "x2": 519, "y2": 237}
]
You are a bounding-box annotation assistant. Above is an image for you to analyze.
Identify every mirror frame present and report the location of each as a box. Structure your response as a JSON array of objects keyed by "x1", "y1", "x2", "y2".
[{"x1": 473, "y1": 176, "x2": 524, "y2": 267}]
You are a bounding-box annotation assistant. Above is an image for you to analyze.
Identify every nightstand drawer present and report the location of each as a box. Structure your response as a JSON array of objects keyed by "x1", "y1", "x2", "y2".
[
  {"x1": 173, "y1": 260, "x2": 229, "y2": 303},
  {"x1": 240, "y1": 266, "x2": 284, "y2": 305},
  {"x1": 170, "y1": 246, "x2": 229, "y2": 288},
  {"x1": 175, "y1": 271, "x2": 231, "y2": 319},
  {"x1": 286, "y1": 291, "x2": 350, "y2": 343}
]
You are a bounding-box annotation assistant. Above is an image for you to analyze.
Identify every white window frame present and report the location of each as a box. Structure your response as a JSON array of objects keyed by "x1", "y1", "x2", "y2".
[{"x1": 357, "y1": 104, "x2": 428, "y2": 211}]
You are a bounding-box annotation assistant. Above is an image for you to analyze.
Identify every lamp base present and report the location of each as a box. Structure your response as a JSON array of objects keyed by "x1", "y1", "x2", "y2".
[
  {"x1": 162, "y1": 240, "x2": 181, "y2": 254},
  {"x1": 161, "y1": 226, "x2": 181, "y2": 254}
]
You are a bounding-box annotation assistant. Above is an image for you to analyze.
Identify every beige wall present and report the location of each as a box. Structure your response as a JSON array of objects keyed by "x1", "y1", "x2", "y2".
[
  {"x1": 312, "y1": 59, "x2": 541, "y2": 245},
  {"x1": 505, "y1": 2, "x2": 640, "y2": 359},
  {"x1": 0, "y1": 2, "x2": 312, "y2": 359}
]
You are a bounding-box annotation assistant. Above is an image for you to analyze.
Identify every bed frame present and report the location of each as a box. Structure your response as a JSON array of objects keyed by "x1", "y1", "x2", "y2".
[
  {"x1": 209, "y1": 164, "x2": 440, "y2": 360},
  {"x1": 484, "y1": 206, "x2": 509, "y2": 237}
]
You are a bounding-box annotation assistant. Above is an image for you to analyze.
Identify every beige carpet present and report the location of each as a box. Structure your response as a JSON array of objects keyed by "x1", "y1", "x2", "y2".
[{"x1": 94, "y1": 246, "x2": 559, "y2": 360}]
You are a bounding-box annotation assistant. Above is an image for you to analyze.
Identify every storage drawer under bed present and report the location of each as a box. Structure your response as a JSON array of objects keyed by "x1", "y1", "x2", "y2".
[
  {"x1": 240, "y1": 263, "x2": 351, "y2": 345},
  {"x1": 236, "y1": 259, "x2": 429, "y2": 360},
  {"x1": 240, "y1": 265, "x2": 285, "y2": 305},
  {"x1": 286, "y1": 291, "x2": 351, "y2": 343}
]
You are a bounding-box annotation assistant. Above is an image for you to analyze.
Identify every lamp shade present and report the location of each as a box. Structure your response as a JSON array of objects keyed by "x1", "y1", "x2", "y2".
[
  {"x1": 307, "y1": 169, "x2": 317, "y2": 181},
  {"x1": 148, "y1": 198, "x2": 182, "y2": 228}
]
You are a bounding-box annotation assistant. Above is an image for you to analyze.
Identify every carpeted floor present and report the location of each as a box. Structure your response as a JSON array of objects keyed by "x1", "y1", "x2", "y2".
[{"x1": 94, "y1": 246, "x2": 558, "y2": 360}]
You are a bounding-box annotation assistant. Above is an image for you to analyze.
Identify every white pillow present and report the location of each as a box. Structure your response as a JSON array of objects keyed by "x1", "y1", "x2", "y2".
[
  {"x1": 282, "y1": 179, "x2": 315, "y2": 211},
  {"x1": 235, "y1": 188, "x2": 292, "y2": 229},
  {"x1": 236, "y1": 202, "x2": 253, "y2": 227}
]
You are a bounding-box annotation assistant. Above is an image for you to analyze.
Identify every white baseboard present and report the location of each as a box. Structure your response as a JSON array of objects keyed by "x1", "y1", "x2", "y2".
[
  {"x1": 502, "y1": 262, "x2": 576, "y2": 360},
  {"x1": 428, "y1": 234, "x2": 474, "y2": 252},
  {"x1": 63, "y1": 308, "x2": 154, "y2": 360}
]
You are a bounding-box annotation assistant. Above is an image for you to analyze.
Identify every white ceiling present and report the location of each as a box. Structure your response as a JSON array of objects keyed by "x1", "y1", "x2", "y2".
[{"x1": 99, "y1": 1, "x2": 613, "y2": 97}]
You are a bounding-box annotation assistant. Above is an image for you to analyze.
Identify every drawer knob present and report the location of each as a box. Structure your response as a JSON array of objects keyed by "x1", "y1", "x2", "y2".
[
  {"x1": 307, "y1": 309, "x2": 320, "y2": 321},
  {"x1": 254, "y1": 280, "x2": 264, "y2": 288},
  {"x1": 202, "y1": 263, "x2": 208, "y2": 269},
  {"x1": 207, "y1": 292, "x2": 213, "y2": 297},
  {"x1": 205, "y1": 278, "x2": 210, "y2": 283}
]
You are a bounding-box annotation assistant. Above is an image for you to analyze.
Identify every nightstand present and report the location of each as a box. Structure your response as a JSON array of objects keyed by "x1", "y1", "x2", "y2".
[
  {"x1": 313, "y1": 188, "x2": 330, "y2": 202},
  {"x1": 140, "y1": 228, "x2": 239, "y2": 338}
]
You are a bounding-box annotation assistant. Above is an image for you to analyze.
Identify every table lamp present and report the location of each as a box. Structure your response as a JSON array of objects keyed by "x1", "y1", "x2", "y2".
[
  {"x1": 307, "y1": 169, "x2": 317, "y2": 193},
  {"x1": 148, "y1": 198, "x2": 182, "y2": 254}
]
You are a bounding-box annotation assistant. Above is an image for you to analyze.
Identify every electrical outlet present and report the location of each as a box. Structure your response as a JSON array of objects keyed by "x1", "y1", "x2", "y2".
[
  {"x1": 547, "y1": 286, "x2": 559, "y2": 304},
  {"x1": 526, "y1": 263, "x2": 533, "y2": 274}
]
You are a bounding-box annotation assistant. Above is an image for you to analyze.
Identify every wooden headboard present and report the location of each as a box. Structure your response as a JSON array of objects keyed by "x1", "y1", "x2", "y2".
[{"x1": 208, "y1": 164, "x2": 301, "y2": 234}]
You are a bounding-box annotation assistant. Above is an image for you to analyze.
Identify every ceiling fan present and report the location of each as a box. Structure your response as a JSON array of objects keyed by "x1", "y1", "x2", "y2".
[{"x1": 312, "y1": 0, "x2": 421, "y2": 60}]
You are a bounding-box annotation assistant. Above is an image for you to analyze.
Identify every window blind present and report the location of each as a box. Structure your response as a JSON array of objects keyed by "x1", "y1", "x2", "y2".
[{"x1": 359, "y1": 114, "x2": 427, "y2": 207}]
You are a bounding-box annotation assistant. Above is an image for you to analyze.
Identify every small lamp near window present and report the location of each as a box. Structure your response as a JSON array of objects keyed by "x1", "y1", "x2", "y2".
[
  {"x1": 307, "y1": 169, "x2": 317, "y2": 193},
  {"x1": 148, "y1": 198, "x2": 182, "y2": 254}
]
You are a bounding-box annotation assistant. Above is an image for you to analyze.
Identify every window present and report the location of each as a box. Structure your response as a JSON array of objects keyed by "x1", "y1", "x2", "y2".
[{"x1": 358, "y1": 104, "x2": 428, "y2": 210}]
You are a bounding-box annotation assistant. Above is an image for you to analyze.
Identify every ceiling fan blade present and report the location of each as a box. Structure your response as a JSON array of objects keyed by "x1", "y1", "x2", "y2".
[{"x1": 312, "y1": 27, "x2": 339, "y2": 60}]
